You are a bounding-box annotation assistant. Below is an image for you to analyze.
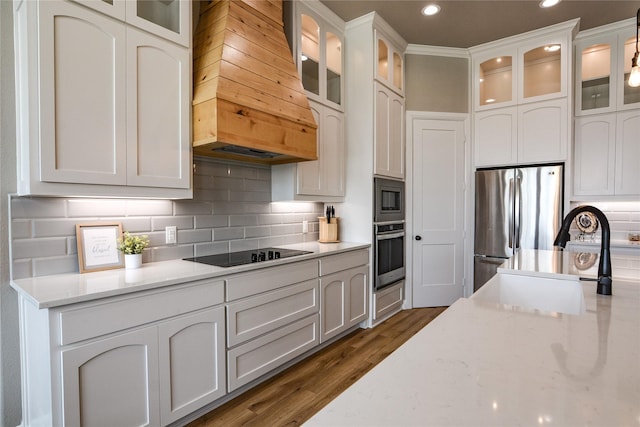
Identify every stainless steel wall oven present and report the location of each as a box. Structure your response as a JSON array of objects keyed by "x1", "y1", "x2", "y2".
[{"x1": 374, "y1": 221, "x2": 406, "y2": 291}]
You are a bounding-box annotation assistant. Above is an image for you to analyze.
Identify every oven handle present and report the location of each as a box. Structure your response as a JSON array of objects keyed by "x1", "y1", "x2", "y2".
[{"x1": 376, "y1": 232, "x2": 405, "y2": 240}]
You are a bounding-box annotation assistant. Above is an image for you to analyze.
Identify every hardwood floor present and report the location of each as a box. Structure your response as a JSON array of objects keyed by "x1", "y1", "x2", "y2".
[{"x1": 187, "y1": 307, "x2": 447, "y2": 427}]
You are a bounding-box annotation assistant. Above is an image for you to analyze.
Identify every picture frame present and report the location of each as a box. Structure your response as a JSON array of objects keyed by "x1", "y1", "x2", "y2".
[{"x1": 76, "y1": 222, "x2": 124, "y2": 273}]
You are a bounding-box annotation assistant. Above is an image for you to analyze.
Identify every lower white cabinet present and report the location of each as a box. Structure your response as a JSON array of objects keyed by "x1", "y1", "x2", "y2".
[
  {"x1": 17, "y1": 279, "x2": 225, "y2": 427},
  {"x1": 319, "y1": 249, "x2": 370, "y2": 342},
  {"x1": 374, "y1": 281, "x2": 404, "y2": 321},
  {"x1": 573, "y1": 110, "x2": 640, "y2": 197}
]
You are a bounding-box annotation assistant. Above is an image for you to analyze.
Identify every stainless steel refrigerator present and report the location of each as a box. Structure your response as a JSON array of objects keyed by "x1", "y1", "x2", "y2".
[{"x1": 474, "y1": 164, "x2": 564, "y2": 291}]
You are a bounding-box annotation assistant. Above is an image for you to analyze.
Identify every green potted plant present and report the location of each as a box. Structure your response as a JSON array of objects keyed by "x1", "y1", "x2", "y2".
[{"x1": 117, "y1": 232, "x2": 149, "y2": 269}]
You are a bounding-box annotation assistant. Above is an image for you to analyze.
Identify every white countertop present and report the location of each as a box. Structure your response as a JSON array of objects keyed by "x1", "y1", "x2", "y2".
[
  {"x1": 10, "y1": 241, "x2": 369, "y2": 309},
  {"x1": 305, "y1": 249, "x2": 640, "y2": 426}
]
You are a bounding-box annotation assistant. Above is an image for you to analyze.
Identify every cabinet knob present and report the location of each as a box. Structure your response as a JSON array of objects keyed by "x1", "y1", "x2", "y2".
[{"x1": 415, "y1": 235, "x2": 422, "y2": 241}]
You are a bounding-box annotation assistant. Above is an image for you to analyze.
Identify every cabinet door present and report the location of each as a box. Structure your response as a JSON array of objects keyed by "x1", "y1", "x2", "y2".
[
  {"x1": 375, "y1": 82, "x2": 405, "y2": 178},
  {"x1": 346, "y1": 266, "x2": 369, "y2": 327},
  {"x1": 126, "y1": 27, "x2": 191, "y2": 189},
  {"x1": 518, "y1": 37, "x2": 567, "y2": 103},
  {"x1": 71, "y1": 0, "x2": 126, "y2": 20},
  {"x1": 38, "y1": 1, "x2": 127, "y2": 185},
  {"x1": 615, "y1": 110, "x2": 640, "y2": 195},
  {"x1": 474, "y1": 107, "x2": 517, "y2": 167},
  {"x1": 575, "y1": 35, "x2": 617, "y2": 116},
  {"x1": 61, "y1": 327, "x2": 160, "y2": 426},
  {"x1": 158, "y1": 307, "x2": 226, "y2": 425},
  {"x1": 297, "y1": 103, "x2": 323, "y2": 195},
  {"x1": 320, "y1": 106, "x2": 346, "y2": 195},
  {"x1": 125, "y1": 0, "x2": 190, "y2": 47},
  {"x1": 518, "y1": 98, "x2": 567, "y2": 164},
  {"x1": 320, "y1": 272, "x2": 347, "y2": 342},
  {"x1": 573, "y1": 115, "x2": 616, "y2": 196}
]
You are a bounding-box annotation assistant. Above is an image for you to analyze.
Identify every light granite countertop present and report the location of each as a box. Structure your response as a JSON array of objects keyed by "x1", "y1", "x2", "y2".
[
  {"x1": 10, "y1": 241, "x2": 370, "y2": 309},
  {"x1": 305, "y1": 249, "x2": 640, "y2": 426}
]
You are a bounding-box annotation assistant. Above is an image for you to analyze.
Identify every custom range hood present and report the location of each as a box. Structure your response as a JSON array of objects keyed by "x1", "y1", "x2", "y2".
[{"x1": 192, "y1": 0, "x2": 318, "y2": 164}]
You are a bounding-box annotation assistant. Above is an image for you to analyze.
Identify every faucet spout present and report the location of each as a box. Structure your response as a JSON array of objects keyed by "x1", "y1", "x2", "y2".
[{"x1": 554, "y1": 205, "x2": 612, "y2": 295}]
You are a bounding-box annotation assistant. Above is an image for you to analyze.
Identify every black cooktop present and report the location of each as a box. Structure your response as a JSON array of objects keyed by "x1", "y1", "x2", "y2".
[{"x1": 184, "y1": 247, "x2": 313, "y2": 267}]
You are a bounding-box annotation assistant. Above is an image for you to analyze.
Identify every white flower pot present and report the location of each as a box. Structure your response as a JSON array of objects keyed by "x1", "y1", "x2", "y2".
[{"x1": 124, "y1": 253, "x2": 142, "y2": 269}]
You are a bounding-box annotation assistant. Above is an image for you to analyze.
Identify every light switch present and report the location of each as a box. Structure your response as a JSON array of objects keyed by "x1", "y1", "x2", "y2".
[{"x1": 165, "y1": 226, "x2": 177, "y2": 245}]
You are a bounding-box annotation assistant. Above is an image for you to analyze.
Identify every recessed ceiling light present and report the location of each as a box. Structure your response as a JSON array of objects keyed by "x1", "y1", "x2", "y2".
[
  {"x1": 486, "y1": 98, "x2": 496, "y2": 103},
  {"x1": 539, "y1": 0, "x2": 561, "y2": 8},
  {"x1": 544, "y1": 45, "x2": 561, "y2": 52},
  {"x1": 422, "y1": 4, "x2": 441, "y2": 16}
]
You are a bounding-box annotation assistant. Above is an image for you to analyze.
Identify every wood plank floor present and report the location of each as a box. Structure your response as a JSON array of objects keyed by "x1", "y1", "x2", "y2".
[{"x1": 187, "y1": 307, "x2": 447, "y2": 427}]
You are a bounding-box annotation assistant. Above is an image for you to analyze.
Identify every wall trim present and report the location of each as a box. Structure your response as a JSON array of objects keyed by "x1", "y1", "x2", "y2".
[{"x1": 406, "y1": 44, "x2": 469, "y2": 58}]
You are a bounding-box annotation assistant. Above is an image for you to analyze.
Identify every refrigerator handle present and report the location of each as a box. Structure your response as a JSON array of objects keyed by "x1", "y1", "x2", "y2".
[
  {"x1": 508, "y1": 178, "x2": 514, "y2": 249},
  {"x1": 515, "y1": 176, "x2": 521, "y2": 249}
]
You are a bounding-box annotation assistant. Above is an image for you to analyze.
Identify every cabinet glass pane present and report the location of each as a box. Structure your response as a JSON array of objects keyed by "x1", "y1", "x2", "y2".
[
  {"x1": 134, "y1": 0, "x2": 180, "y2": 34},
  {"x1": 378, "y1": 39, "x2": 389, "y2": 80},
  {"x1": 581, "y1": 43, "x2": 611, "y2": 110},
  {"x1": 523, "y1": 45, "x2": 561, "y2": 98},
  {"x1": 326, "y1": 31, "x2": 341, "y2": 105},
  {"x1": 623, "y1": 36, "x2": 640, "y2": 105},
  {"x1": 103, "y1": 0, "x2": 113, "y2": 4},
  {"x1": 479, "y1": 56, "x2": 512, "y2": 106},
  {"x1": 393, "y1": 52, "x2": 402, "y2": 90},
  {"x1": 301, "y1": 15, "x2": 319, "y2": 96}
]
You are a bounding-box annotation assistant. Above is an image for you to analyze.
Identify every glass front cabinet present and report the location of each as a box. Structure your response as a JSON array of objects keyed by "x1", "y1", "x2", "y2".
[{"x1": 575, "y1": 18, "x2": 640, "y2": 116}]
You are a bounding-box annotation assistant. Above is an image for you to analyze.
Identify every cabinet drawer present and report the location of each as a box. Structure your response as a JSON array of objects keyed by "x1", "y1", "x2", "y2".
[
  {"x1": 227, "y1": 279, "x2": 319, "y2": 348},
  {"x1": 374, "y1": 281, "x2": 403, "y2": 320},
  {"x1": 319, "y1": 249, "x2": 369, "y2": 276},
  {"x1": 227, "y1": 314, "x2": 319, "y2": 392},
  {"x1": 58, "y1": 279, "x2": 224, "y2": 345},
  {"x1": 226, "y1": 260, "x2": 317, "y2": 301}
]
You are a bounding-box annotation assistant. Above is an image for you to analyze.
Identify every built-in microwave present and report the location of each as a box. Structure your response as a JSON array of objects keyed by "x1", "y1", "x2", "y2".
[{"x1": 374, "y1": 177, "x2": 405, "y2": 223}]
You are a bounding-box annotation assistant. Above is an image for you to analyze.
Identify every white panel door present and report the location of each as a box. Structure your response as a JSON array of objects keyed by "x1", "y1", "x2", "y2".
[{"x1": 412, "y1": 119, "x2": 466, "y2": 307}]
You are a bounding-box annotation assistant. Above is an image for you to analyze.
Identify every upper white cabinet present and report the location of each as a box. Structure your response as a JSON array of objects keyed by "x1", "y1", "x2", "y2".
[
  {"x1": 72, "y1": 0, "x2": 190, "y2": 47},
  {"x1": 575, "y1": 18, "x2": 640, "y2": 116},
  {"x1": 471, "y1": 19, "x2": 577, "y2": 168},
  {"x1": 375, "y1": 81, "x2": 405, "y2": 178},
  {"x1": 272, "y1": 1, "x2": 345, "y2": 201},
  {"x1": 376, "y1": 33, "x2": 404, "y2": 95},
  {"x1": 13, "y1": 0, "x2": 192, "y2": 198}
]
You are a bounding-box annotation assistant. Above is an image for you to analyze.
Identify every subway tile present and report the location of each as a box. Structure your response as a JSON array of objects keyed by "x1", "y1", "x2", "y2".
[
  {"x1": 146, "y1": 231, "x2": 167, "y2": 248},
  {"x1": 174, "y1": 200, "x2": 212, "y2": 216},
  {"x1": 244, "y1": 203, "x2": 271, "y2": 214},
  {"x1": 213, "y1": 227, "x2": 244, "y2": 241},
  {"x1": 229, "y1": 239, "x2": 260, "y2": 252},
  {"x1": 12, "y1": 238, "x2": 68, "y2": 260},
  {"x1": 257, "y1": 167, "x2": 271, "y2": 180},
  {"x1": 244, "y1": 179, "x2": 270, "y2": 192},
  {"x1": 245, "y1": 226, "x2": 271, "y2": 238},
  {"x1": 125, "y1": 200, "x2": 173, "y2": 217},
  {"x1": 11, "y1": 220, "x2": 31, "y2": 239},
  {"x1": 212, "y1": 202, "x2": 247, "y2": 215},
  {"x1": 194, "y1": 159, "x2": 229, "y2": 177},
  {"x1": 151, "y1": 216, "x2": 193, "y2": 231},
  {"x1": 229, "y1": 163, "x2": 259, "y2": 179},
  {"x1": 195, "y1": 215, "x2": 228, "y2": 229},
  {"x1": 229, "y1": 215, "x2": 258, "y2": 227},
  {"x1": 33, "y1": 256, "x2": 79, "y2": 276},
  {"x1": 67, "y1": 237, "x2": 78, "y2": 255},
  {"x1": 212, "y1": 176, "x2": 245, "y2": 191},
  {"x1": 12, "y1": 197, "x2": 67, "y2": 218},
  {"x1": 259, "y1": 214, "x2": 284, "y2": 225},
  {"x1": 67, "y1": 199, "x2": 127, "y2": 217},
  {"x1": 193, "y1": 241, "x2": 229, "y2": 257},
  {"x1": 231, "y1": 191, "x2": 271, "y2": 203},
  {"x1": 178, "y1": 229, "x2": 212, "y2": 244},
  {"x1": 283, "y1": 213, "x2": 305, "y2": 224},
  {"x1": 193, "y1": 174, "x2": 215, "y2": 190},
  {"x1": 149, "y1": 245, "x2": 194, "y2": 262},
  {"x1": 117, "y1": 217, "x2": 152, "y2": 233},
  {"x1": 11, "y1": 260, "x2": 32, "y2": 280},
  {"x1": 33, "y1": 218, "x2": 80, "y2": 237},
  {"x1": 271, "y1": 223, "x2": 301, "y2": 236},
  {"x1": 257, "y1": 236, "x2": 286, "y2": 248},
  {"x1": 194, "y1": 188, "x2": 229, "y2": 203}
]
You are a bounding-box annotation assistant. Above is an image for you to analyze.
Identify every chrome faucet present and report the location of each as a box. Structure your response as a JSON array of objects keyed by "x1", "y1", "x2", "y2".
[{"x1": 554, "y1": 205, "x2": 612, "y2": 295}]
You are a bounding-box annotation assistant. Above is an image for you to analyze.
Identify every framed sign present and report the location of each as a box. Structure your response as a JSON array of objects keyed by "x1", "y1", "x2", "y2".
[{"x1": 76, "y1": 222, "x2": 124, "y2": 273}]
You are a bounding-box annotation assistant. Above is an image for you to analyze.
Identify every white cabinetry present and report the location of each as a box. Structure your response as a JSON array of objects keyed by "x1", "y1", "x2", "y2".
[
  {"x1": 272, "y1": 100, "x2": 345, "y2": 201},
  {"x1": 272, "y1": 1, "x2": 345, "y2": 202},
  {"x1": 13, "y1": 0, "x2": 191, "y2": 198},
  {"x1": 225, "y1": 261, "x2": 320, "y2": 392},
  {"x1": 573, "y1": 115, "x2": 616, "y2": 196},
  {"x1": 17, "y1": 279, "x2": 225, "y2": 427},
  {"x1": 375, "y1": 81, "x2": 405, "y2": 178},
  {"x1": 319, "y1": 250, "x2": 369, "y2": 342},
  {"x1": 471, "y1": 20, "x2": 577, "y2": 168}
]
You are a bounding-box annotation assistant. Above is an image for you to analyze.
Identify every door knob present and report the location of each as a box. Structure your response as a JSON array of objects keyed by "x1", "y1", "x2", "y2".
[{"x1": 415, "y1": 235, "x2": 422, "y2": 241}]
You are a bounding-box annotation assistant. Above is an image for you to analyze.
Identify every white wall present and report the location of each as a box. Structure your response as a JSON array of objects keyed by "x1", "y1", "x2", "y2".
[{"x1": 1, "y1": 1, "x2": 21, "y2": 425}]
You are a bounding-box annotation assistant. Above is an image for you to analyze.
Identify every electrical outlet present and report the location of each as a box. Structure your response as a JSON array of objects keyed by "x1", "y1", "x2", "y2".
[
  {"x1": 302, "y1": 220, "x2": 309, "y2": 233},
  {"x1": 165, "y1": 226, "x2": 177, "y2": 245}
]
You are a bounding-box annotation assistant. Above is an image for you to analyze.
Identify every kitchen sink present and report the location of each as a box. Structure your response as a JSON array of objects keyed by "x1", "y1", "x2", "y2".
[{"x1": 472, "y1": 273, "x2": 586, "y2": 315}]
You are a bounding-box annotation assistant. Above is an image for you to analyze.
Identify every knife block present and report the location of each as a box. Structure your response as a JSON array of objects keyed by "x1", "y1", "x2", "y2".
[{"x1": 318, "y1": 217, "x2": 339, "y2": 243}]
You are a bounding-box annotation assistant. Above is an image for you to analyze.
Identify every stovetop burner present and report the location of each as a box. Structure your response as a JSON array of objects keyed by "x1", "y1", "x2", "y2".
[{"x1": 184, "y1": 247, "x2": 313, "y2": 267}]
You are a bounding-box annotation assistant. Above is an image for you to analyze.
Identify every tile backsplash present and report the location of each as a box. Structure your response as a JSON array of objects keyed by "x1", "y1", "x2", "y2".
[
  {"x1": 10, "y1": 158, "x2": 323, "y2": 279},
  {"x1": 569, "y1": 201, "x2": 640, "y2": 242}
]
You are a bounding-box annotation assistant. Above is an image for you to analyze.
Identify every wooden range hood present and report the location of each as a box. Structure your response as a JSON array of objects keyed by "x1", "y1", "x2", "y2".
[{"x1": 192, "y1": 0, "x2": 318, "y2": 164}]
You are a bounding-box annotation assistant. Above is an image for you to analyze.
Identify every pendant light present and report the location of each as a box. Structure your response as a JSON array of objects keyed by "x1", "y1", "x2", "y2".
[{"x1": 629, "y1": 8, "x2": 640, "y2": 88}]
